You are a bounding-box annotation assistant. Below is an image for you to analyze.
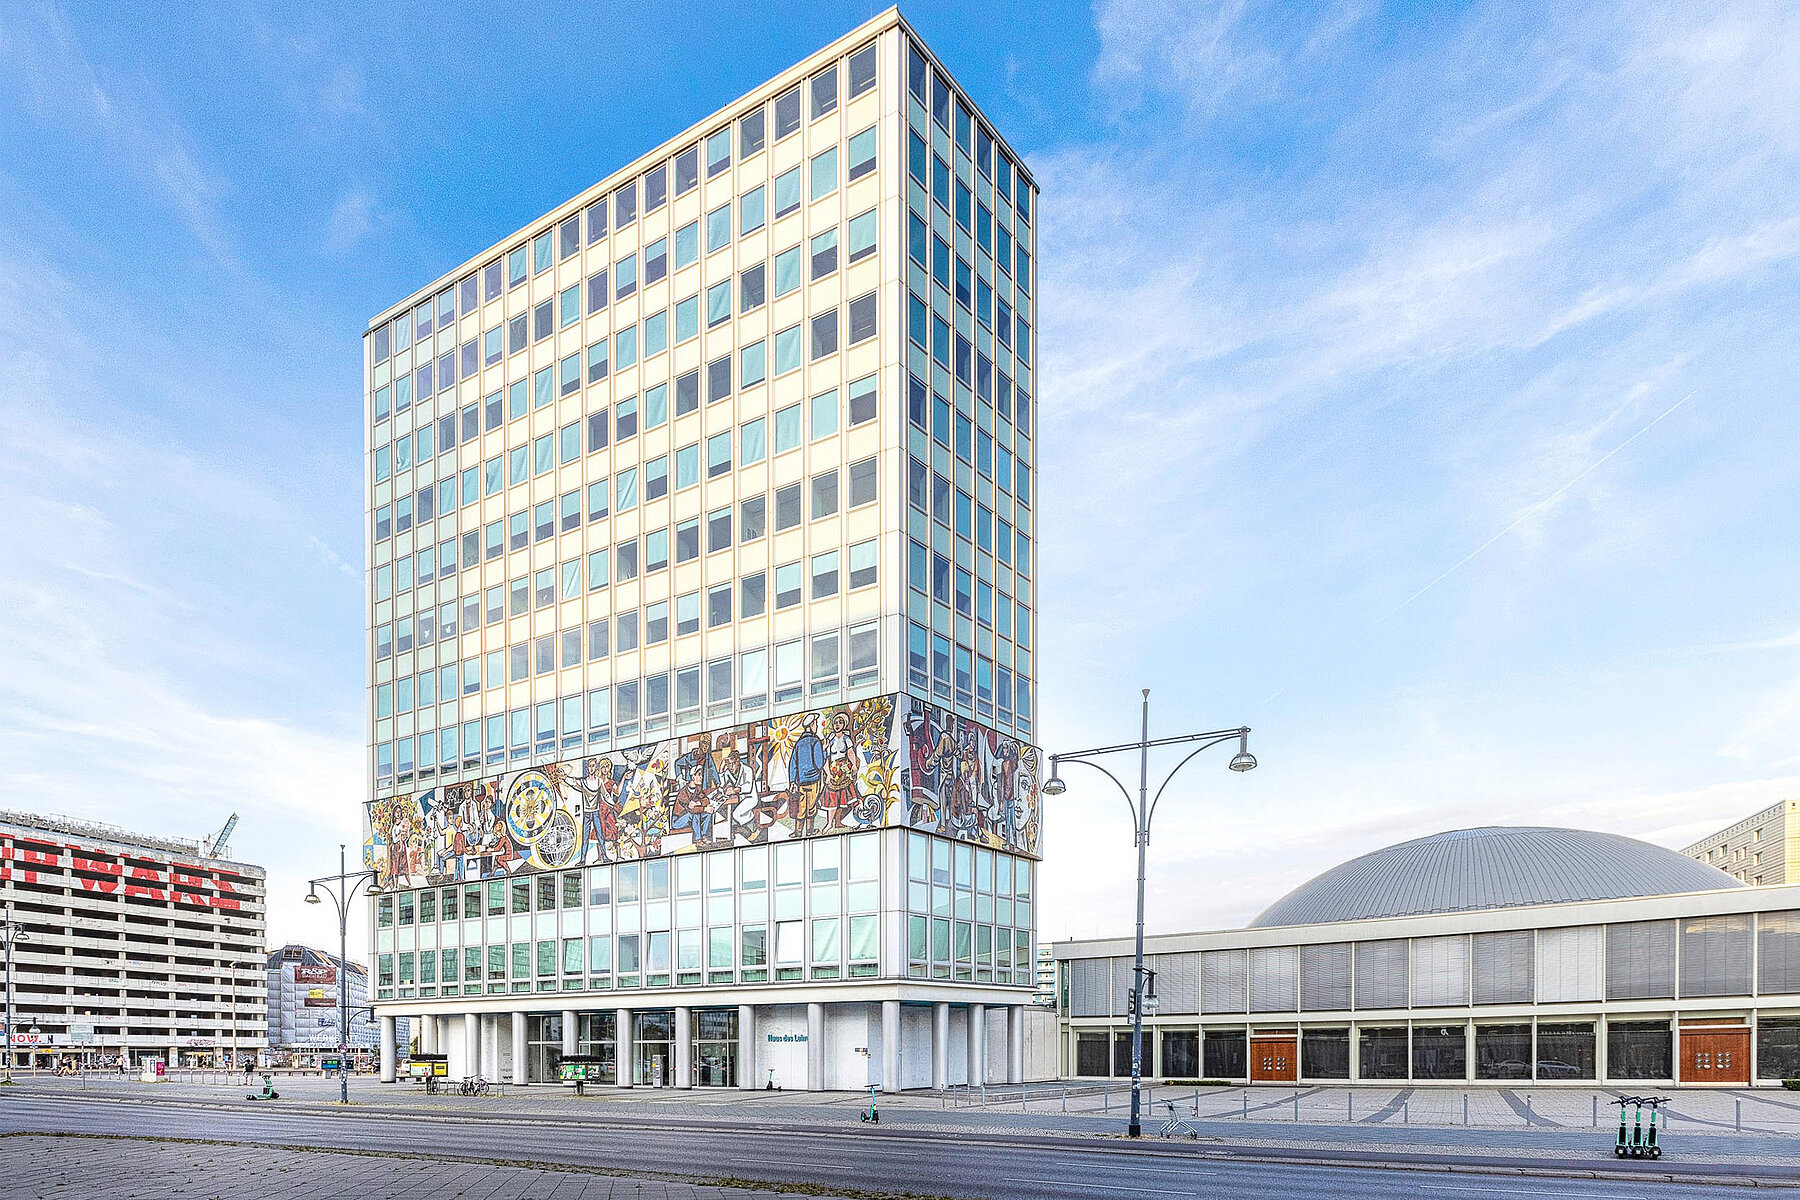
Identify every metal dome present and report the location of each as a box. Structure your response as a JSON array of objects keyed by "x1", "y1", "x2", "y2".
[{"x1": 1248, "y1": 826, "x2": 1743, "y2": 928}]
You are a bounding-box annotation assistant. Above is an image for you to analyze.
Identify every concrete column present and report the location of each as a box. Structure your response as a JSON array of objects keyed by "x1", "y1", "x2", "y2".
[
  {"x1": 932, "y1": 1002, "x2": 950, "y2": 1089},
  {"x1": 616, "y1": 1008, "x2": 634, "y2": 1086},
  {"x1": 1465, "y1": 1020, "x2": 1477, "y2": 1083},
  {"x1": 806, "y1": 1002, "x2": 825, "y2": 1091},
  {"x1": 1348, "y1": 1024, "x2": 1361, "y2": 1082},
  {"x1": 968, "y1": 1003, "x2": 986, "y2": 1086},
  {"x1": 1595, "y1": 1013, "x2": 1609, "y2": 1083},
  {"x1": 1008, "y1": 1005, "x2": 1025, "y2": 1084},
  {"x1": 561, "y1": 1009, "x2": 579, "y2": 1059},
  {"x1": 464, "y1": 1013, "x2": 480, "y2": 1077},
  {"x1": 881, "y1": 1000, "x2": 901, "y2": 1093},
  {"x1": 675, "y1": 1006, "x2": 693, "y2": 1089},
  {"x1": 379, "y1": 1015, "x2": 397, "y2": 1082},
  {"x1": 738, "y1": 1004, "x2": 757, "y2": 1090},
  {"x1": 511, "y1": 1012, "x2": 528, "y2": 1085}
]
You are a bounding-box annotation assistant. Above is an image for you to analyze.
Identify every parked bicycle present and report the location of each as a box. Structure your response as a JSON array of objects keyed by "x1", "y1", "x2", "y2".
[{"x1": 457, "y1": 1076, "x2": 492, "y2": 1097}]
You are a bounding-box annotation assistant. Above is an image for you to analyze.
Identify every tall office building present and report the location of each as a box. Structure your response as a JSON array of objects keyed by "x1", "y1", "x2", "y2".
[
  {"x1": 265, "y1": 944, "x2": 402, "y2": 1065},
  {"x1": 361, "y1": 11, "x2": 1042, "y2": 1090},
  {"x1": 1, "y1": 810, "x2": 265, "y2": 1070}
]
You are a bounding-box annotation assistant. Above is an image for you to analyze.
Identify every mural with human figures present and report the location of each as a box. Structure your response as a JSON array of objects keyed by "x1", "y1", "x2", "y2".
[{"x1": 364, "y1": 693, "x2": 1040, "y2": 888}]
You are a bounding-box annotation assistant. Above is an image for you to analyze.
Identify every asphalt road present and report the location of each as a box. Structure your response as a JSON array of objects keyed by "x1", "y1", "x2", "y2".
[{"x1": 0, "y1": 1093, "x2": 1777, "y2": 1200}]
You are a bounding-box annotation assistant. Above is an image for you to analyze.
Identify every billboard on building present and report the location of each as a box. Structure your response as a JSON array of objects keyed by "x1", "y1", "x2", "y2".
[{"x1": 294, "y1": 965, "x2": 337, "y2": 984}]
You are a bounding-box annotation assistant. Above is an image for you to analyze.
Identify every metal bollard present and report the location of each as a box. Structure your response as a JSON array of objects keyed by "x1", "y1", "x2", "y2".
[
  {"x1": 1294, "y1": 1090, "x2": 1299, "y2": 1122},
  {"x1": 1104, "y1": 1088, "x2": 1109, "y2": 1113},
  {"x1": 1593, "y1": 1095, "x2": 1598, "y2": 1127},
  {"x1": 1242, "y1": 1091, "x2": 1248, "y2": 1119},
  {"x1": 1404, "y1": 1100, "x2": 1409, "y2": 1125},
  {"x1": 1348, "y1": 1091, "x2": 1353, "y2": 1122},
  {"x1": 1464, "y1": 1093, "x2": 1469, "y2": 1126},
  {"x1": 1526, "y1": 1095, "x2": 1532, "y2": 1126},
  {"x1": 1736, "y1": 1098, "x2": 1741, "y2": 1132},
  {"x1": 1061, "y1": 1084, "x2": 1067, "y2": 1113}
]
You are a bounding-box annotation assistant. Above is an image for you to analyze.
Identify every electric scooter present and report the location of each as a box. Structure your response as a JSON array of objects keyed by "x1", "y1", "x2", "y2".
[
  {"x1": 1611, "y1": 1095, "x2": 1668, "y2": 1159},
  {"x1": 860, "y1": 1083, "x2": 880, "y2": 1123}
]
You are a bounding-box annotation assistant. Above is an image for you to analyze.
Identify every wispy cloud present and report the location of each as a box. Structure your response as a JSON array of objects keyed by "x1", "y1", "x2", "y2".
[
  {"x1": 0, "y1": 1, "x2": 241, "y2": 269},
  {"x1": 1032, "y1": 0, "x2": 1800, "y2": 933},
  {"x1": 0, "y1": 240, "x2": 366, "y2": 953},
  {"x1": 324, "y1": 187, "x2": 379, "y2": 252}
]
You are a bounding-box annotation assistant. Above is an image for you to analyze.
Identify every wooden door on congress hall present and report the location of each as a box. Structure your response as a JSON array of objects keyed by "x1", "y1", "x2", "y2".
[
  {"x1": 1249, "y1": 1034, "x2": 1298, "y2": 1083},
  {"x1": 1680, "y1": 1026, "x2": 1750, "y2": 1085}
]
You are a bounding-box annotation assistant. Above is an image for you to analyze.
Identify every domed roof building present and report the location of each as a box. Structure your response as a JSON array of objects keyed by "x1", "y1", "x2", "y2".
[
  {"x1": 1250, "y1": 826, "x2": 1743, "y2": 928},
  {"x1": 1054, "y1": 822, "x2": 1800, "y2": 1089}
]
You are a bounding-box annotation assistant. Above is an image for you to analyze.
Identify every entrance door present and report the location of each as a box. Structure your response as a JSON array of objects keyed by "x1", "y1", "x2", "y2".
[
  {"x1": 1250, "y1": 1035, "x2": 1297, "y2": 1082},
  {"x1": 1681, "y1": 1028, "x2": 1750, "y2": 1085}
]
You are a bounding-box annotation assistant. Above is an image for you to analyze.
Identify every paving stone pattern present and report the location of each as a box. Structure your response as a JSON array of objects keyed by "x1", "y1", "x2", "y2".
[{"x1": 2, "y1": 1135, "x2": 852, "y2": 1200}]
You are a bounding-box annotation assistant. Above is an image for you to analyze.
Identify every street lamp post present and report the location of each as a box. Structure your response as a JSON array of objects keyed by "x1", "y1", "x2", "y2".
[
  {"x1": 1, "y1": 910, "x2": 31, "y2": 1085},
  {"x1": 1041, "y1": 690, "x2": 1256, "y2": 1138},
  {"x1": 305, "y1": 844, "x2": 380, "y2": 1105}
]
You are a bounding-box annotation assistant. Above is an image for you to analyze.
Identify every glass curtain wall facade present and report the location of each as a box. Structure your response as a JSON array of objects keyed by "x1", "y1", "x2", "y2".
[{"x1": 360, "y1": 13, "x2": 1040, "y2": 1092}]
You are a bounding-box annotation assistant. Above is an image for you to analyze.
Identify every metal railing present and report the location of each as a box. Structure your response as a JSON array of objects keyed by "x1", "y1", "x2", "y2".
[{"x1": 935, "y1": 1083, "x2": 1800, "y2": 1134}]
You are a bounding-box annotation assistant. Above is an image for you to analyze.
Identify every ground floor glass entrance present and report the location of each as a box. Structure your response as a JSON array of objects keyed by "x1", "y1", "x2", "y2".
[
  {"x1": 634, "y1": 1010, "x2": 672, "y2": 1086},
  {"x1": 693, "y1": 1009, "x2": 738, "y2": 1087}
]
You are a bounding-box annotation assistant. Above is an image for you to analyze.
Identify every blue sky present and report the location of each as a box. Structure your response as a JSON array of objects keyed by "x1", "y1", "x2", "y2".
[{"x1": 1, "y1": 1, "x2": 1795, "y2": 957}]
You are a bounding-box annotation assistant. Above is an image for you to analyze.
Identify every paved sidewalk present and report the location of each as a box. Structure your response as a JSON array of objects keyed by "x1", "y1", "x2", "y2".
[
  {"x1": 34, "y1": 1073, "x2": 1800, "y2": 1135},
  {"x1": 3, "y1": 1134, "x2": 855, "y2": 1200},
  {"x1": 12, "y1": 1075, "x2": 1800, "y2": 1169}
]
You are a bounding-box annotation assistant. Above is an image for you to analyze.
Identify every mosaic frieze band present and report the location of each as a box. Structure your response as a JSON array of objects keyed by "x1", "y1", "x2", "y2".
[{"x1": 365, "y1": 694, "x2": 1041, "y2": 887}]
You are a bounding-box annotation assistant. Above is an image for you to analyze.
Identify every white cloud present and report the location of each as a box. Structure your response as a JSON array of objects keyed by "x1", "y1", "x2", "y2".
[
  {"x1": 0, "y1": 241, "x2": 369, "y2": 955},
  {"x1": 0, "y1": 0, "x2": 239, "y2": 267},
  {"x1": 1034, "y1": 0, "x2": 1800, "y2": 938},
  {"x1": 323, "y1": 187, "x2": 379, "y2": 252}
]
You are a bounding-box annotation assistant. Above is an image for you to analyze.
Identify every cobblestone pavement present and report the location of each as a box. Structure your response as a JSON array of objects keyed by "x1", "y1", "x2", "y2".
[{"x1": 3, "y1": 1135, "x2": 854, "y2": 1200}]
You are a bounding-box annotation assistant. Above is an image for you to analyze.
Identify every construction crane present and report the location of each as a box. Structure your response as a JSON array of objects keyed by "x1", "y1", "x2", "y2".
[{"x1": 202, "y1": 813, "x2": 239, "y2": 860}]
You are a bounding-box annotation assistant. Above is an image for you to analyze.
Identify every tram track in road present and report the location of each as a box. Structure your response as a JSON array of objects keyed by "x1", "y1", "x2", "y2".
[{"x1": 0, "y1": 1092, "x2": 1791, "y2": 1199}]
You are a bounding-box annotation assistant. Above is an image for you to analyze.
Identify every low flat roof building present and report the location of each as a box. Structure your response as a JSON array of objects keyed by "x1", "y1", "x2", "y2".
[
  {"x1": 1, "y1": 809, "x2": 265, "y2": 1069},
  {"x1": 1684, "y1": 800, "x2": 1797, "y2": 886},
  {"x1": 1054, "y1": 826, "x2": 1800, "y2": 1087}
]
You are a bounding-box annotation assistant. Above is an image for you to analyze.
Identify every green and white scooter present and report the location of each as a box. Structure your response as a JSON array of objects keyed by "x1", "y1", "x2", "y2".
[{"x1": 1611, "y1": 1095, "x2": 1667, "y2": 1158}]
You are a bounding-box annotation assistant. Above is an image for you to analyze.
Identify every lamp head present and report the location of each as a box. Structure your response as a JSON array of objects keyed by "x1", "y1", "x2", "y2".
[
  {"x1": 1040, "y1": 758, "x2": 1067, "y2": 796},
  {"x1": 304, "y1": 890, "x2": 321, "y2": 906},
  {"x1": 1228, "y1": 734, "x2": 1257, "y2": 773}
]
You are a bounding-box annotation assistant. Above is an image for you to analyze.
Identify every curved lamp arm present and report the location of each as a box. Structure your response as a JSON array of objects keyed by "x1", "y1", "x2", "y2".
[
  {"x1": 1146, "y1": 730, "x2": 1246, "y2": 828},
  {"x1": 1054, "y1": 755, "x2": 1141, "y2": 827}
]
